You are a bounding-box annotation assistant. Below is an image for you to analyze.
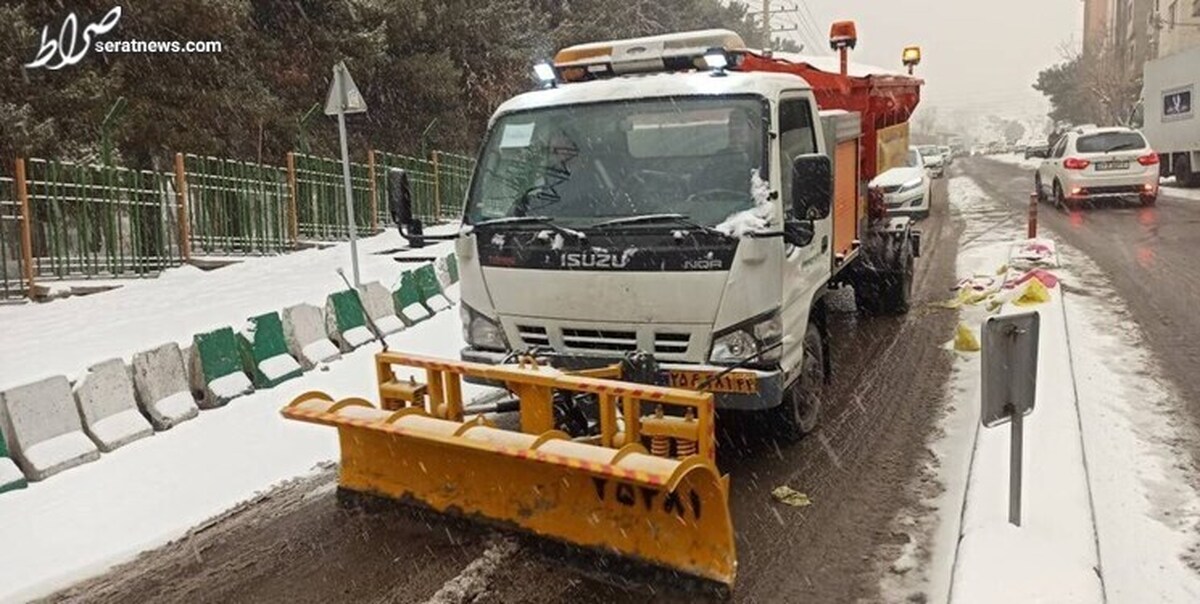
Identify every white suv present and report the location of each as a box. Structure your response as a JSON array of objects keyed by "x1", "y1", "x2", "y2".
[{"x1": 1035, "y1": 126, "x2": 1159, "y2": 209}]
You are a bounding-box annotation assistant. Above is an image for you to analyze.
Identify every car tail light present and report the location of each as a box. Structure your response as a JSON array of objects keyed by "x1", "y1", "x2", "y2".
[
  {"x1": 1138, "y1": 152, "x2": 1159, "y2": 166},
  {"x1": 1063, "y1": 157, "x2": 1091, "y2": 170}
]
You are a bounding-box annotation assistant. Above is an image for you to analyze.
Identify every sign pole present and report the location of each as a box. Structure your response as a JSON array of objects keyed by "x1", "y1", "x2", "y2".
[
  {"x1": 1008, "y1": 402, "x2": 1023, "y2": 526},
  {"x1": 334, "y1": 63, "x2": 361, "y2": 288}
]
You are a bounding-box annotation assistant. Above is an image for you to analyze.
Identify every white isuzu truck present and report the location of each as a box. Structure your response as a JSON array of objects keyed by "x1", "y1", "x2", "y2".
[{"x1": 398, "y1": 28, "x2": 925, "y2": 439}]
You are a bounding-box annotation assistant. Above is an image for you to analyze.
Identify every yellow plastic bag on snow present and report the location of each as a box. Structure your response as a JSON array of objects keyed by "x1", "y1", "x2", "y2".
[
  {"x1": 1013, "y1": 279, "x2": 1051, "y2": 307},
  {"x1": 954, "y1": 323, "x2": 981, "y2": 352}
]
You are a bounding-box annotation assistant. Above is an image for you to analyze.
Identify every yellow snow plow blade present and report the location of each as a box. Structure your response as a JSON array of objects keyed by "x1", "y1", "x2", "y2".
[{"x1": 281, "y1": 352, "x2": 736, "y2": 586}]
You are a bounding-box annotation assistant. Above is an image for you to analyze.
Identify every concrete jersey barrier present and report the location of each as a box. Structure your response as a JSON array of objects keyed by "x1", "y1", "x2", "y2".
[
  {"x1": 414, "y1": 264, "x2": 452, "y2": 311},
  {"x1": 393, "y1": 271, "x2": 433, "y2": 325},
  {"x1": 74, "y1": 359, "x2": 155, "y2": 452},
  {"x1": 325, "y1": 290, "x2": 376, "y2": 351},
  {"x1": 283, "y1": 303, "x2": 341, "y2": 370},
  {"x1": 0, "y1": 376, "x2": 100, "y2": 481},
  {"x1": 190, "y1": 327, "x2": 254, "y2": 408},
  {"x1": 239, "y1": 312, "x2": 303, "y2": 388},
  {"x1": 0, "y1": 429, "x2": 26, "y2": 493},
  {"x1": 358, "y1": 281, "x2": 405, "y2": 336},
  {"x1": 131, "y1": 343, "x2": 200, "y2": 430}
]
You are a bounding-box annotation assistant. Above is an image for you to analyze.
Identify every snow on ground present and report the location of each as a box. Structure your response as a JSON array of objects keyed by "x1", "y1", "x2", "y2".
[
  {"x1": 0, "y1": 305, "x2": 482, "y2": 602},
  {"x1": 1058, "y1": 246, "x2": 1200, "y2": 603},
  {"x1": 985, "y1": 152, "x2": 1040, "y2": 170},
  {"x1": 0, "y1": 225, "x2": 457, "y2": 393},
  {"x1": 879, "y1": 175, "x2": 1200, "y2": 603},
  {"x1": 1161, "y1": 178, "x2": 1200, "y2": 202},
  {"x1": 0, "y1": 225, "x2": 472, "y2": 601}
]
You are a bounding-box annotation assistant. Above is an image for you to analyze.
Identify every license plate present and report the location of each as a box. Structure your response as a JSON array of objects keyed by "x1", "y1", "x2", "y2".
[
  {"x1": 666, "y1": 370, "x2": 758, "y2": 394},
  {"x1": 1095, "y1": 161, "x2": 1129, "y2": 171}
]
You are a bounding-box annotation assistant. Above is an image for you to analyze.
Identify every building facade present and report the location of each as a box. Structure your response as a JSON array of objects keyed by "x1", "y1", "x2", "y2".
[{"x1": 1153, "y1": 0, "x2": 1200, "y2": 57}]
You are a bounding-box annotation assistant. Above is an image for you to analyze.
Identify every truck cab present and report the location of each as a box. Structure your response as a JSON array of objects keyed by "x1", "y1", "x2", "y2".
[{"x1": 442, "y1": 30, "x2": 920, "y2": 438}]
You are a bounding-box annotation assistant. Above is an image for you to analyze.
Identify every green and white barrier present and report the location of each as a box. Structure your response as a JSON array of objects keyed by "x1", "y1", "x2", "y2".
[
  {"x1": 393, "y1": 270, "x2": 433, "y2": 325},
  {"x1": 239, "y1": 312, "x2": 303, "y2": 388},
  {"x1": 190, "y1": 327, "x2": 254, "y2": 408},
  {"x1": 0, "y1": 428, "x2": 26, "y2": 493},
  {"x1": 74, "y1": 359, "x2": 154, "y2": 452},
  {"x1": 359, "y1": 281, "x2": 405, "y2": 336},
  {"x1": 414, "y1": 264, "x2": 452, "y2": 311},
  {"x1": 325, "y1": 290, "x2": 376, "y2": 351},
  {"x1": 131, "y1": 343, "x2": 200, "y2": 430},
  {"x1": 0, "y1": 376, "x2": 100, "y2": 481}
]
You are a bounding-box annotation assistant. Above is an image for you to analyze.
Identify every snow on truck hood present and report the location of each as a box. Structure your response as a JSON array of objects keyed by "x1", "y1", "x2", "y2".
[{"x1": 870, "y1": 166, "x2": 924, "y2": 188}]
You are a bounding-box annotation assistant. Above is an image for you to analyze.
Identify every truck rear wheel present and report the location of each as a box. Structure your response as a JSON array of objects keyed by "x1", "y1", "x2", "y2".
[
  {"x1": 855, "y1": 234, "x2": 914, "y2": 315},
  {"x1": 772, "y1": 325, "x2": 824, "y2": 442},
  {"x1": 1177, "y1": 155, "x2": 1200, "y2": 188}
]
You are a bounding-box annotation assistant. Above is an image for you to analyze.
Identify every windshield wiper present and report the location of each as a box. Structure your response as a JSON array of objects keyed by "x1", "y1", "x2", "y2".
[
  {"x1": 591, "y1": 213, "x2": 731, "y2": 238},
  {"x1": 471, "y1": 215, "x2": 585, "y2": 240}
]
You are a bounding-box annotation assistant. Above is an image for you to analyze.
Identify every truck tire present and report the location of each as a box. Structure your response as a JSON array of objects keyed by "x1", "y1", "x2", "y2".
[
  {"x1": 772, "y1": 325, "x2": 824, "y2": 442},
  {"x1": 1177, "y1": 155, "x2": 1200, "y2": 188},
  {"x1": 857, "y1": 234, "x2": 914, "y2": 315}
]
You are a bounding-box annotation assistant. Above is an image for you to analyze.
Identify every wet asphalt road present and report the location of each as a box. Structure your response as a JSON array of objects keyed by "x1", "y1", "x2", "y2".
[
  {"x1": 49, "y1": 178, "x2": 963, "y2": 604},
  {"x1": 963, "y1": 157, "x2": 1200, "y2": 431}
]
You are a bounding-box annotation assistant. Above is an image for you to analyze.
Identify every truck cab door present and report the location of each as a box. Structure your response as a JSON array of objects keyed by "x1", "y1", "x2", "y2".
[{"x1": 778, "y1": 93, "x2": 831, "y2": 380}]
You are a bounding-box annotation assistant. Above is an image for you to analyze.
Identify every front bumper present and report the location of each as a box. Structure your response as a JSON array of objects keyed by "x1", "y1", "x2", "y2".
[
  {"x1": 883, "y1": 189, "x2": 928, "y2": 218},
  {"x1": 461, "y1": 347, "x2": 785, "y2": 411}
]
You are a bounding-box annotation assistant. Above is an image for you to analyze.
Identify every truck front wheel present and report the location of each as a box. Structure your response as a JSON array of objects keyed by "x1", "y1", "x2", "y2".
[{"x1": 773, "y1": 325, "x2": 824, "y2": 442}]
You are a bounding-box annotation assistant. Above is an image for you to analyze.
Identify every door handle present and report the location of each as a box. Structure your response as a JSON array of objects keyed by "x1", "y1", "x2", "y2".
[{"x1": 820, "y1": 236, "x2": 828, "y2": 253}]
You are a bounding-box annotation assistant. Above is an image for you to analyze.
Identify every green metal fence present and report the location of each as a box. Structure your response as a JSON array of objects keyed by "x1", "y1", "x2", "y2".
[
  {"x1": 0, "y1": 176, "x2": 26, "y2": 299},
  {"x1": 433, "y1": 150, "x2": 474, "y2": 219},
  {"x1": 374, "y1": 151, "x2": 439, "y2": 224},
  {"x1": 292, "y1": 152, "x2": 374, "y2": 240},
  {"x1": 24, "y1": 158, "x2": 181, "y2": 280},
  {"x1": 184, "y1": 155, "x2": 291, "y2": 255}
]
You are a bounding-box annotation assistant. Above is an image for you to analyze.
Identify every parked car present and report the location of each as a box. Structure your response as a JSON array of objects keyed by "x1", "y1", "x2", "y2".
[
  {"x1": 1024, "y1": 143, "x2": 1049, "y2": 159},
  {"x1": 939, "y1": 145, "x2": 953, "y2": 165},
  {"x1": 917, "y1": 145, "x2": 945, "y2": 178},
  {"x1": 1034, "y1": 126, "x2": 1159, "y2": 209},
  {"x1": 870, "y1": 147, "x2": 932, "y2": 219}
]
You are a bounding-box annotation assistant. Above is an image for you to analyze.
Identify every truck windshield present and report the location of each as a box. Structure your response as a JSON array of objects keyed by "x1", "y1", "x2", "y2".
[{"x1": 465, "y1": 97, "x2": 766, "y2": 228}]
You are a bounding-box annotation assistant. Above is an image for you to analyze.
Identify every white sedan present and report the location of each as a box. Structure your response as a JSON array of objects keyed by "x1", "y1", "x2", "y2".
[
  {"x1": 1035, "y1": 126, "x2": 1160, "y2": 209},
  {"x1": 871, "y1": 147, "x2": 932, "y2": 219}
]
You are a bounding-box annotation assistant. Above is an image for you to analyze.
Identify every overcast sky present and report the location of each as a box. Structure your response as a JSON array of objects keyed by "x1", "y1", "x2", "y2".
[{"x1": 775, "y1": 0, "x2": 1084, "y2": 118}]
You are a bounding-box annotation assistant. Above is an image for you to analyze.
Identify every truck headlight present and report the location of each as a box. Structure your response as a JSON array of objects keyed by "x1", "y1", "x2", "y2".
[
  {"x1": 897, "y1": 177, "x2": 923, "y2": 193},
  {"x1": 709, "y1": 310, "x2": 782, "y2": 365},
  {"x1": 460, "y1": 303, "x2": 508, "y2": 351}
]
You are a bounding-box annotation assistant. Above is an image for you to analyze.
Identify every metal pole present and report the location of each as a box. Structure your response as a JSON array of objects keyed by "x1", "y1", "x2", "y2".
[
  {"x1": 761, "y1": 0, "x2": 771, "y2": 48},
  {"x1": 1008, "y1": 402, "x2": 1023, "y2": 527},
  {"x1": 1028, "y1": 192, "x2": 1038, "y2": 239},
  {"x1": 336, "y1": 66, "x2": 361, "y2": 287}
]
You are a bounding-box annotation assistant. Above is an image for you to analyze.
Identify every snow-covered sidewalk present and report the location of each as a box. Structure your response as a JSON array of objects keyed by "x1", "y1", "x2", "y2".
[
  {"x1": 879, "y1": 175, "x2": 1200, "y2": 603},
  {"x1": 0, "y1": 226, "x2": 456, "y2": 392},
  {"x1": 0, "y1": 307, "x2": 480, "y2": 602}
]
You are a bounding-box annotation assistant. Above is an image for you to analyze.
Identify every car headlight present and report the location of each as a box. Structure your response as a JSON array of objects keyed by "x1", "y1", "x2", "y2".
[
  {"x1": 460, "y1": 303, "x2": 508, "y2": 351},
  {"x1": 709, "y1": 310, "x2": 782, "y2": 365},
  {"x1": 897, "y1": 177, "x2": 923, "y2": 193}
]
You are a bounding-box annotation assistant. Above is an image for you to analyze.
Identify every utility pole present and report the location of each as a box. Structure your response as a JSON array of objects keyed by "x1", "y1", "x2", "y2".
[{"x1": 754, "y1": 0, "x2": 802, "y2": 51}]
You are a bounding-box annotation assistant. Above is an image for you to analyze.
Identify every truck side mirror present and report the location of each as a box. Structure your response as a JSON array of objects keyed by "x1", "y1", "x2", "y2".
[
  {"x1": 388, "y1": 168, "x2": 425, "y2": 248},
  {"x1": 791, "y1": 154, "x2": 832, "y2": 221}
]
